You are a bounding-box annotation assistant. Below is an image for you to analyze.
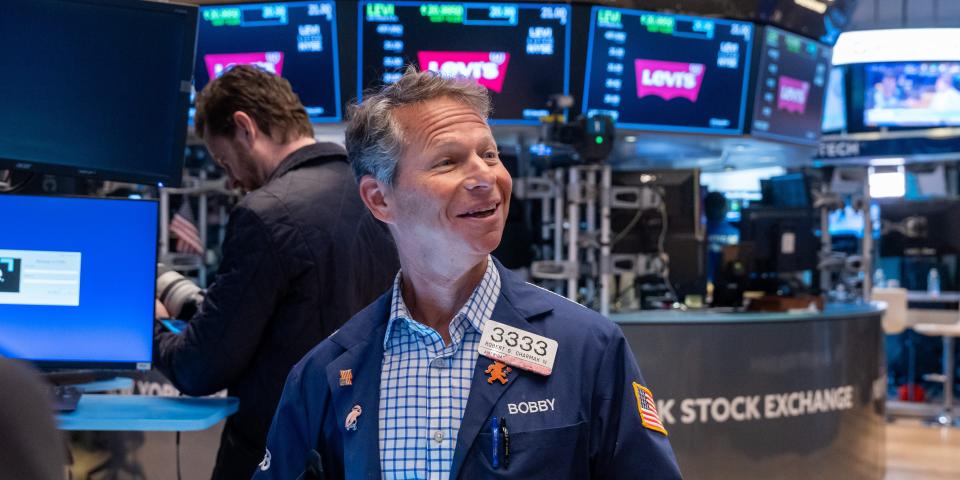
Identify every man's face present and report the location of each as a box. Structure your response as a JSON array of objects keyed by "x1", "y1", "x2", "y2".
[
  {"x1": 385, "y1": 96, "x2": 512, "y2": 259},
  {"x1": 204, "y1": 131, "x2": 264, "y2": 192}
]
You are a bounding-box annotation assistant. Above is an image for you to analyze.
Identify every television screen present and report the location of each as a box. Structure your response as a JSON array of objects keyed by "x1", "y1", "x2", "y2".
[
  {"x1": 358, "y1": 2, "x2": 571, "y2": 123},
  {"x1": 583, "y1": 7, "x2": 753, "y2": 134},
  {"x1": 822, "y1": 66, "x2": 847, "y2": 132},
  {"x1": 195, "y1": 1, "x2": 342, "y2": 123},
  {"x1": 0, "y1": 195, "x2": 158, "y2": 371},
  {"x1": 0, "y1": 0, "x2": 197, "y2": 187},
  {"x1": 750, "y1": 26, "x2": 831, "y2": 145},
  {"x1": 863, "y1": 62, "x2": 960, "y2": 127}
]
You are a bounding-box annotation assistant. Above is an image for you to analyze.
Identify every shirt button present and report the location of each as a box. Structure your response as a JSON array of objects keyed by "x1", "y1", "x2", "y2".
[
  {"x1": 430, "y1": 358, "x2": 445, "y2": 369},
  {"x1": 433, "y1": 430, "x2": 444, "y2": 444}
]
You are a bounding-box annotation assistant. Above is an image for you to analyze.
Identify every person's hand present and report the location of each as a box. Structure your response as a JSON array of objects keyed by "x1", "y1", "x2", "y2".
[{"x1": 155, "y1": 299, "x2": 170, "y2": 319}]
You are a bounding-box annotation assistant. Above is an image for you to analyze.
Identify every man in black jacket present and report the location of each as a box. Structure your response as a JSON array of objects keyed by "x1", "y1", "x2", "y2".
[{"x1": 153, "y1": 65, "x2": 398, "y2": 479}]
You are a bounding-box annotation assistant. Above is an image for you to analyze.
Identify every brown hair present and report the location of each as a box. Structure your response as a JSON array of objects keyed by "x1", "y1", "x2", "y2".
[{"x1": 194, "y1": 65, "x2": 313, "y2": 142}]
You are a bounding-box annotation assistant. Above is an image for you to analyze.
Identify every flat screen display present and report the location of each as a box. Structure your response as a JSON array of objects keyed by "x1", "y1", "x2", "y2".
[
  {"x1": 0, "y1": 195, "x2": 158, "y2": 371},
  {"x1": 583, "y1": 7, "x2": 753, "y2": 134},
  {"x1": 822, "y1": 66, "x2": 847, "y2": 132},
  {"x1": 750, "y1": 26, "x2": 831, "y2": 145},
  {"x1": 195, "y1": 1, "x2": 342, "y2": 123},
  {"x1": 864, "y1": 62, "x2": 960, "y2": 128},
  {"x1": 359, "y1": 2, "x2": 571, "y2": 124},
  {"x1": 0, "y1": 0, "x2": 197, "y2": 187}
]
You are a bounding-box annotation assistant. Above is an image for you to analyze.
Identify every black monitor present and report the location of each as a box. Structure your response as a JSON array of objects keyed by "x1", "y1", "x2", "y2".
[
  {"x1": 879, "y1": 199, "x2": 960, "y2": 257},
  {"x1": 358, "y1": 1, "x2": 571, "y2": 124},
  {"x1": 0, "y1": 0, "x2": 198, "y2": 187},
  {"x1": 611, "y1": 169, "x2": 702, "y2": 253},
  {"x1": 765, "y1": 173, "x2": 811, "y2": 208},
  {"x1": 582, "y1": 7, "x2": 754, "y2": 135},
  {"x1": 0, "y1": 195, "x2": 158, "y2": 371},
  {"x1": 749, "y1": 26, "x2": 832, "y2": 145},
  {"x1": 194, "y1": 1, "x2": 342, "y2": 123},
  {"x1": 611, "y1": 169, "x2": 705, "y2": 299},
  {"x1": 739, "y1": 207, "x2": 818, "y2": 273}
]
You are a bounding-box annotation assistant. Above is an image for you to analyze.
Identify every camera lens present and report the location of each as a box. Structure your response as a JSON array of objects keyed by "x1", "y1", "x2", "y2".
[{"x1": 156, "y1": 264, "x2": 204, "y2": 319}]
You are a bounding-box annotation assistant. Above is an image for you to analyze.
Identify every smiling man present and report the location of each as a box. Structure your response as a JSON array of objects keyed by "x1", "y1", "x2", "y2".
[{"x1": 256, "y1": 67, "x2": 682, "y2": 479}]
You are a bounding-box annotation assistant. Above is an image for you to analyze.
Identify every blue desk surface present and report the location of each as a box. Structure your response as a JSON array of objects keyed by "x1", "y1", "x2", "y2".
[{"x1": 57, "y1": 394, "x2": 238, "y2": 431}]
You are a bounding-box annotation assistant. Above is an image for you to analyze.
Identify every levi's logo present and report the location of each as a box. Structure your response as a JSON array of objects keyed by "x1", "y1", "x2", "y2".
[
  {"x1": 777, "y1": 75, "x2": 810, "y2": 114},
  {"x1": 418, "y1": 51, "x2": 510, "y2": 93},
  {"x1": 204, "y1": 52, "x2": 285, "y2": 80},
  {"x1": 634, "y1": 59, "x2": 705, "y2": 102}
]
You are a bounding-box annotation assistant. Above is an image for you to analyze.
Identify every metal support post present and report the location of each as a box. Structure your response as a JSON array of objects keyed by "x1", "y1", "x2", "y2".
[
  {"x1": 159, "y1": 188, "x2": 170, "y2": 261},
  {"x1": 600, "y1": 166, "x2": 612, "y2": 316},
  {"x1": 862, "y1": 168, "x2": 874, "y2": 301},
  {"x1": 584, "y1": 167, "x2": 597, "y2": 305},
  {"x1": 567, "y1": 168, "x2": 580, "y2": 301}
]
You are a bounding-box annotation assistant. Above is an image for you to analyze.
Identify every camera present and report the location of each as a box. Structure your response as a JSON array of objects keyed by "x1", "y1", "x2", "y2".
[
  {"x1": 156, "y1": 263, "x2": 205, "y2": 319},
  {"x1": 532, "y1": 95, "x2": 616, "y2": 169}
]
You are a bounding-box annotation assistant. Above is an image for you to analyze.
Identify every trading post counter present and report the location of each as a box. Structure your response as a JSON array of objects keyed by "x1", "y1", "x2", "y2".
[{"x1": 612, "y1": 304, "x2": 886, "y2": 480}]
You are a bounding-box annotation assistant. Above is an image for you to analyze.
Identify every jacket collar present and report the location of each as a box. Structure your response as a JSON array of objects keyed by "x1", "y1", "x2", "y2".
[
  {"x1": 321, "y1": 258, "x2": 554, "y2": 477},
  {"x1": 266, "y1": 141, "x2": 347, "y2": 183}
]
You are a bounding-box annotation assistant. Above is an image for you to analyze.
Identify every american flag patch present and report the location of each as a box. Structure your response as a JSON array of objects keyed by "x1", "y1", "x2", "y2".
[{"x1": 633, "y1": 382, "x2": 668, "y2": 436}]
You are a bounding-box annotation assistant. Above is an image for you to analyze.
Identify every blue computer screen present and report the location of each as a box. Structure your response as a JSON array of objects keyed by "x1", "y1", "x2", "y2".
[
  {"x1": 359, "y1": 2, "x2": 571, "y2": 124},
  {"x1": 583, "y1": 7, "x2": 753, "y2": 134},
  {"x1": 195, "y1": 1, "x2": 341, "y2": 122},
  {"x1": 0, "y1": 195, "x2": 158, "y2": 370}
]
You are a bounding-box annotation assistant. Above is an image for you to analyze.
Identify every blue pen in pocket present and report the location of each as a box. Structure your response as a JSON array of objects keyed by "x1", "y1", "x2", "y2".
[{"x1": 491, "y1": 416, "x2": 500, "y2": 469}]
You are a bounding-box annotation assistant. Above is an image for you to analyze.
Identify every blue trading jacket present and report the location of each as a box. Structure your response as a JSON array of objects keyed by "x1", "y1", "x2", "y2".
[{"x1": 255, "y1": 260, "x2": 682, "y2": 479}]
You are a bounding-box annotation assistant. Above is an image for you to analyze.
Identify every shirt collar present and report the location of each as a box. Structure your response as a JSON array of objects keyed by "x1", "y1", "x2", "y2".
[{"x1": 385, "y1": 256, "x2": 500, "y2": 349}]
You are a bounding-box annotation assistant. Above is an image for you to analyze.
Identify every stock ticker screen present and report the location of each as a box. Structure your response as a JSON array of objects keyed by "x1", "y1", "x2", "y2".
[
  {"x1": 195, "y1": 1, "x2": 341, "y2": 122},
  {"x1": 750, "y1": 26, "x2": 831, "y2": 145},
  {"x1": 583, "y1": 7, "x2": 753, "y2": 134},
  {"x1": 359, "y1": 2, "x2": 571, "y2": 123}
]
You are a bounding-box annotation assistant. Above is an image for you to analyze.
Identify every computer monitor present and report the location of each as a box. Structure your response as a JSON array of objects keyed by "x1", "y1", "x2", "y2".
[
  {"x1": 583, "y1": 7, "x2": 754, "y2": 134},
  {"x1": 822, "y1": 66, "x2": 847, "y2": 133},
  {"x1": 829, "y1": 204, "x2": 880, "y2": 238},
  {"x1": 765, "y1": 173, "x2": 811, "y2": 208},
  {"x1": 0, "y1": 195, "x2": 158, "y2": 371},
  {"x1": 611, "y1": 169, "x2": 702, "y2": 252},
  {"x1": 879, "y1": 198, "x2": 960, "y2": 257},
  {"x1": 611, "y1": 169, "x2": 705, "y2": 299},
  {"x1": 194, "y1": 1, "x2": 342, "y2": 123},
  {"x1": 0, "y1": 0, "x2": 197, "y2": 187},
  {"x1": 749, "y1": 26, "x2": 832, "y2": 145},
  {"x1": 739, "y1": 207, "x2": 819, "y2": 273},
  {"x1": 358, "y1": 1, "x2": 571, "y2": 124},
  {"x1": 857, "y1": 61, "x2": 960, "y2": 128}
]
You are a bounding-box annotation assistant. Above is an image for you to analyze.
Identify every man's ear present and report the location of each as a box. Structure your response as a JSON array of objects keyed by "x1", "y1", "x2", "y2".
[
  {"x1": 358, "y1": 175, "x2": 394, "y2": 224},
  {"x1": 231, "y1": 111, "x2": 257, "y2": 149}
]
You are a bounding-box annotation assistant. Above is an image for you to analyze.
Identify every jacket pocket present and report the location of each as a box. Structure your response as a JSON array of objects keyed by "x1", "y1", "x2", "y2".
[{"x1": 462, "y1": 421, "x2": 588, "y2": 479}]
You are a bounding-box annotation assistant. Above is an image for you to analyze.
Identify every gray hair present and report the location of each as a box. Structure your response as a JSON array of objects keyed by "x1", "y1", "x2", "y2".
[{"x1": 345, "y1": 66, "x2": 492, "y2": 185}]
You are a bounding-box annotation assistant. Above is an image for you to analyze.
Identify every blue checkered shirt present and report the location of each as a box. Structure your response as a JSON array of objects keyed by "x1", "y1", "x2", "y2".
[{"x1": 379, "y1": 256, "x2": 501, "y2": 479}]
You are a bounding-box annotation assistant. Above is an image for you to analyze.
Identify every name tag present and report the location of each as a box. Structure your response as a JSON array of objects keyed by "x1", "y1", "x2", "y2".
[{"x1": 478, "y1": 320, "x2": 558, "y2": 376}]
